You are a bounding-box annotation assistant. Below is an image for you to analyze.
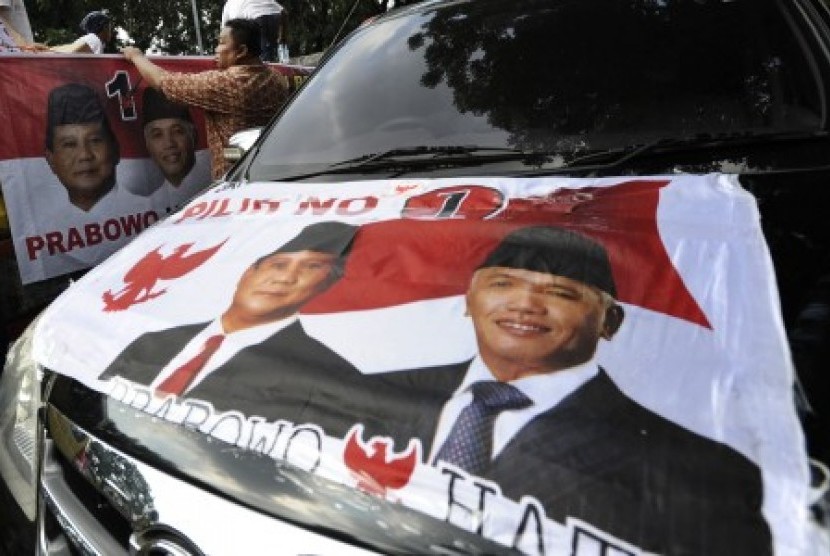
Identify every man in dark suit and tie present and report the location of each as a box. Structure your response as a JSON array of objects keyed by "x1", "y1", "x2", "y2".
[
  {"x1": 371, "y1": 225, "x2": 772, "y2": 555},
  {"x1": 99, "y1": 221, "x2": 364, "y2": 433}
]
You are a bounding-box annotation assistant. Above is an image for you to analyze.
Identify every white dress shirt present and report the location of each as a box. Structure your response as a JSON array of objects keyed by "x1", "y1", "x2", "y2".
[
  {"x1": 151, "y1": 315, "x2": 298, "y2": 394},
  {"x1": 148, "y1": 150, "x2": 212, "y2": 215},
  {"x1": 79, "y1": 32, "x2": 103, "y2": 54},
  {"x1": 19, "y1": 181, "x2": 156, "y2": 282},
  {"x1": 222, "y1": 0, "x2": 283, "y2": 26}
]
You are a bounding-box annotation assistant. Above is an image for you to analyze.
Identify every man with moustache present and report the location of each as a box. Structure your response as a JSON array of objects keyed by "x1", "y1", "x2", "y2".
[
  {"x1": 44, "y1": 83, "x2": 121, "y2": 212},
  {"x1": 29, "y1": 83, "x2": 154, "y2": 278},
  {"x1": 99, "y1": 222, "x2": 364, "y2": 430}
]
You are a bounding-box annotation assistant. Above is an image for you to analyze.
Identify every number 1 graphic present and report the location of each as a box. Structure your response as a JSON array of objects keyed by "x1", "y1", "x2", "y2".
[{"x1": 105, "y1": 70, "x2": 138, "y2": 121}]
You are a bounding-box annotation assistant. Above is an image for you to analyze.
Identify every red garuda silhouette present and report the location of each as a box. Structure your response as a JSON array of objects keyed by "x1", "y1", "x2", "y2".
[
  {"x1": 343, "y1": 424, "x2": 421, "y2": 497},
  {"x1": 102, "y1": 240, "x2": 227, "y2": 312}
]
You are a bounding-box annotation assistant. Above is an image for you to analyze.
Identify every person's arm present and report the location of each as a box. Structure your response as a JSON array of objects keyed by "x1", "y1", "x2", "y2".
[
  {"x1": 49, "y1": 37, "x2": 93, "y2": 54},
  {"x1": 18, "y1": 42, "x2": 50, "y2": 52},
  {"x1": 122, "y1": 47, "x2": 169, "y2": 89}
]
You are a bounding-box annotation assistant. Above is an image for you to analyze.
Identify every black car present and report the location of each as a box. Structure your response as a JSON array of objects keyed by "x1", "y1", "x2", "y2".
[{"x1": 2, "y1": 0, "x2": 829, "y2": 554}]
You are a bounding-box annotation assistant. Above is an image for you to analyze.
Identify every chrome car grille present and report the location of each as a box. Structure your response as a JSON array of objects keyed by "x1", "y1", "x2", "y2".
[{"x1": 38, "y1": 406, "x2": 384, "y2": 556}]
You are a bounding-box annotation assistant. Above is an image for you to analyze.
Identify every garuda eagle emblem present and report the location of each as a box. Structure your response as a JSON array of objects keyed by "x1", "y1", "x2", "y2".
[
  {"x1": 102, "y1": 240, "x2": 227, "y2": 312},
  {"x1": 343, "y1": 424, "x2": 421, "y2": 496}
]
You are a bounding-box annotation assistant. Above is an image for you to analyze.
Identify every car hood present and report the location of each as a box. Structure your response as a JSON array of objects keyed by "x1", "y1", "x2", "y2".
[{"x1": 30, "y1": 175, "x2": 813, "y2": 555}]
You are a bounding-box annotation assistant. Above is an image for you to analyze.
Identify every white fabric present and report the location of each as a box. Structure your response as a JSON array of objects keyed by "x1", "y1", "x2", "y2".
[
  {"x1": 429, "y1": 356, "x2": 598, "y2": 463},
  {"x1": 0, "y1": 0, "x2": 32, "y2": 43},
  {"x1": 150, "y1": 315, "x2": 298, "y2": 393},
  {"x1": 0, "y1": 152, "x2": 213, "y2": 283},
  {"x1": 222, "y1": 0, "x2": 283, "y2": 26},
  {"x1": 29, "y1": 175, "x2": 813, "y2": 555},
  {"x1": 23, "y1": 182, "x2": 154, "y2": 278},
  {"x1": 79, "y1": 32, "x2": 103, "y2": 54}
]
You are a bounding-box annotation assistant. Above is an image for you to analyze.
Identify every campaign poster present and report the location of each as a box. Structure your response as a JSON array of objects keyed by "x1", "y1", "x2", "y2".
[
  {"x1": 0, "y1": 54, "x2": 310, "y2": 284},
  {"x1": 32, "y1": 175, "x2": 812, "y2": 555}
]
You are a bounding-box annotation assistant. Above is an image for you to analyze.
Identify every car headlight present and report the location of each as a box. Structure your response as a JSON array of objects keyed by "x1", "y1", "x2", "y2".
[{"x1": 0, "y1": 319, "x2": 44, "y2": 521}]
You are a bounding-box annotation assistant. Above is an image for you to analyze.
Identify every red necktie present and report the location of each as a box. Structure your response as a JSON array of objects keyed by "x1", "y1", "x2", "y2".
[{"x1": 157, "y1": 334, "x2": 225, "y2": 395}]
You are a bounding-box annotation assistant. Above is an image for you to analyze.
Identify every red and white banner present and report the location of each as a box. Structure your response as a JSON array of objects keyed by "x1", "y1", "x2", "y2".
[
  {"x1": 0, "y1": 54, "x2": 310, "y2": 284},
  {"x1": 32, "y1": 175, "x2": 812, "y2": 555}
]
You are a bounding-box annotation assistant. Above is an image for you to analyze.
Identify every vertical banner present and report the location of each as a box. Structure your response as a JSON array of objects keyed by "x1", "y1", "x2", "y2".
[{"x1": 0, "y1": 54, "x2": 310, "y2": 284}]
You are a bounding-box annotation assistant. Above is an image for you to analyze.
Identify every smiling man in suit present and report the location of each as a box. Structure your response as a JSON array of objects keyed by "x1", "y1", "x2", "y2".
[
  {"x1": 136, "y1": 87, "x2": 210, "y2": 210},
  {"x1": 99, "y1": 221, "x2": 361, "y2": 429},
  {"x1": 373, "y1": 225, "x2": 772, "y2": 555}
]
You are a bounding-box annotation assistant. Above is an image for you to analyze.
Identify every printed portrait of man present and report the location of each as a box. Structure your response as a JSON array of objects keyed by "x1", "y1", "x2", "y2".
[
  {"x1": 99, "y1": 221, "x2": 365, "y2": 428},
  {"x1": 143, "y1": 87, "x2": 196, "y2": 189},
  {"x1": 131, "y1": 88, "x2": 211, "y2": 212},
  {"x1": 370, "y1": 225, "x2": 772, "y2": 555},
  {"x1": 44, "y1": 83, "x2": 120, "y2": 212}
]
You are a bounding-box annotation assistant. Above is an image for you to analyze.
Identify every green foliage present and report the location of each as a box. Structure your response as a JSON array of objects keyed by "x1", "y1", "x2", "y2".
[
  {"x1": 25, "y1": 0, "x2": 422, "y2": 57},
  {"x1": 27, "y1": 0, "x2": 220, "y2": 54}
]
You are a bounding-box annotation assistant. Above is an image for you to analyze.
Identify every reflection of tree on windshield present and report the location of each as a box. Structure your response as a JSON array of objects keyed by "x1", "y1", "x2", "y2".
[{"x1": 407, "y1": 0, "x2": 792, "y2": 154}]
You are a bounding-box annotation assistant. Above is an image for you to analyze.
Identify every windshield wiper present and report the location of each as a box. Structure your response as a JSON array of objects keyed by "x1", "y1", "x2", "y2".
[
  {"x1": 271, "y1": 145, "x2": 540, "y2": 181},
  {"x1": 516, "y1": 130, "x2": 830, "y2": 177},
  {"x1": 260, "y1": 132, "x2": 830, "y2": 182},
  {"x1": 329, "y1": 145, "x2": 532, "y2": 167}
]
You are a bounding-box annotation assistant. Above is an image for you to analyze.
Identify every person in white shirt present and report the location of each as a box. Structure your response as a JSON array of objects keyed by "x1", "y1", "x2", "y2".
[
  {"x1": 222, "y1": 0, "x2": 287, "y2": 62},
  {"x1": 0, "y1": 0, "x2": 33, "y2": 43},
  {"x1": 50, "y1": 10, "x2": 112, "y2": 54}
]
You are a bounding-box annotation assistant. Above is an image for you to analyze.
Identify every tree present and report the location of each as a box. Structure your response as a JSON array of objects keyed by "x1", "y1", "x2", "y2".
[
  {"x1": 27, "y1": 0, "x2": 221, "y2": 54},
  {"x1": 26, "y1": 0, "x2": 422, "y2": 57},
  {"x1": 282, "y1": 0, "x2": 386, "y2": 56}
]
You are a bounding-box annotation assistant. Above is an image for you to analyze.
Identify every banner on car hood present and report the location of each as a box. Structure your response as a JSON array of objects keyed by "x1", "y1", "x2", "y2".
[
  {"x1": 0, "y1": 54, "x2": 309, "y2": 284},
  {"x1": 33, "y1": 175, "x2": 810, "y2": 555}
]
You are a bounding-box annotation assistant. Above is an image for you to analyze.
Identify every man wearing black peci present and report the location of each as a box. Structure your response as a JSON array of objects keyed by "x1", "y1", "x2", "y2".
[
  {"x1": 100, "y1": 221, "x2": 365, "y2": 429},
  {"x1": 373, "y1": 225, "x2": 772, "y2": 555}
]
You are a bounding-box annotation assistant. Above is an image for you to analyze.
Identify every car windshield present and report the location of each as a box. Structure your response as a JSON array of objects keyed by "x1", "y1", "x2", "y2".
[{"x1": 247, "y1": 0, "x2": 826, "y2": 181}]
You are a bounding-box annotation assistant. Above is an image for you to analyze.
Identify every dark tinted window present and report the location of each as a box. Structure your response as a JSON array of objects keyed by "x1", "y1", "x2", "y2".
[{"x1": 249, "y1": 0, "x2": 826, "y2": 180}]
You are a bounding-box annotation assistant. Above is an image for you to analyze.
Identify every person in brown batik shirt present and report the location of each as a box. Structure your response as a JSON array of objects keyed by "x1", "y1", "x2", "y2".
[{"x1": 121, "y1": 18, "x2": 287, "y2": 179}]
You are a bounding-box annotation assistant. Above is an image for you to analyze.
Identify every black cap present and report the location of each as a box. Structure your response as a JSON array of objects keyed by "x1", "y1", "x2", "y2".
[
  {"x1": 80, "y1": 10, "x2": 111, "y2": 34},
  {"x1": 45, "y1": 83, "x2": 112, "y2": 150},
  {"x1": 479, "y1": 226, "x2": 617, "y2": 297},
  {"x1": 274, "y1": 222, "x2": 358, "y2": 256},
  {"x1": 142, "y1": 88, "x2": 192, "y2": 127}
]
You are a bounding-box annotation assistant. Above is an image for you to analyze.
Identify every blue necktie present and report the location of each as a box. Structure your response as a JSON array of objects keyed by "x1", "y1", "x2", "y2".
[{"x1": 435, "y1": 381, "x2": 532, "y2": 475}]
